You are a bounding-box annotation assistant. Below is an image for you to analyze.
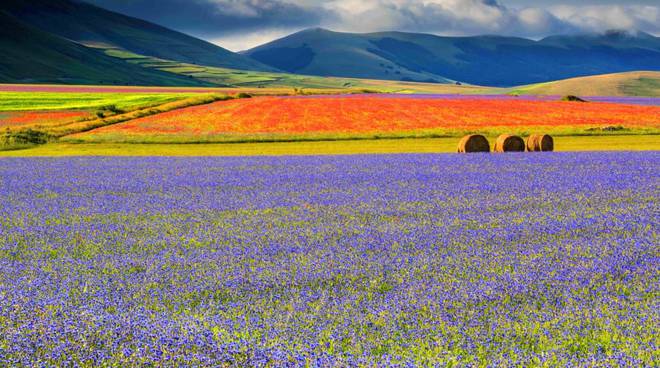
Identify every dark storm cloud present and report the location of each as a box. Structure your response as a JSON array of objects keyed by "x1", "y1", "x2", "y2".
[
  {"x1": 84, "y1": 0, "x2": 659, "y2": 50},
  {"x1": 85, "y1": 0, "x2": 329, "y2": 37}
]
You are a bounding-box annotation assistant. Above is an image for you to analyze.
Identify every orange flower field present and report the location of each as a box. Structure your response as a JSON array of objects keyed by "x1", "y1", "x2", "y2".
[
  {"x1": 0, "y1": 111, "x2": 90, "y2": 129},
  {"x1": 70, "y1": 96, "x2": 660, "y2": 142}
]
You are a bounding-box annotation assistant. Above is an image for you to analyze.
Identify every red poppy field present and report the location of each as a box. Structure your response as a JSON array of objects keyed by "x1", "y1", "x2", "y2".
[
  {"x1": 0, "y1": 111, "x2": 91, "y2": 129},
  {"x1": 66, "y1": 95, "x2": 660, "y2": 143}
]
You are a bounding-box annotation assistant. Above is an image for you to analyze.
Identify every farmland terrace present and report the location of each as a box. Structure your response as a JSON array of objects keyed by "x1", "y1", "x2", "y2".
[{"x1": 1, "y1": 90, "x2": 659, "y2": 155}]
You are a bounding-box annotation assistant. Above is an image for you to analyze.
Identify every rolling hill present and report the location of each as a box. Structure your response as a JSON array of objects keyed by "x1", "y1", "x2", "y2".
[
  {"x1": 0, "y1": 10, "x2": 208, "y2": 86},
  {"x1": 0, "y1": 0, "x2": 275, "y2": 72},
  {"x1": 245, "y1": 28, "x2": 454, "y2": 84},
  {"x1": 245, "y1": 28, "x2": 660, "y2": 87},
  {"x1": 510, "y1": 71, "x2": 660, "y2": 97},
  {"x1": 91, "y1": 47, "x2": 496, "y2": 93}
]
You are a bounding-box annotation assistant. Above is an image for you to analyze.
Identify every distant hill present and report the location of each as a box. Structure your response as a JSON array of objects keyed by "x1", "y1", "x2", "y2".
[
  {"x1": 0, "y1": 10, "x2": 208, "y2": 86},
  {"x1": 1, "y1": 0, "x2": 275, "y2": 72},
  {"x1": 245, "y1": 28, "x2": 660, "y2": 87},
  {"x1": 510, "y1": 71, "x2": 660, "y2": 97}
]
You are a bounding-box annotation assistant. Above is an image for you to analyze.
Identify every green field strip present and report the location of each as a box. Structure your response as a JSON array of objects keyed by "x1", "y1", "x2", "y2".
[{"x1": 0, "y1": 91, "x2": 193, "y2": 112}]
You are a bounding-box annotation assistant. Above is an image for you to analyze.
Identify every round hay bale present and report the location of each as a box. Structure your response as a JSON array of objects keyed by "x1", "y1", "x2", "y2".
[
  {"x1": 494, "y1": 134, "x2": 525, "y2": 152},
  {"x1": 526, "y1": 134, "x2": 554, "y2": 152},
  {"x1": 457, "y1": 134, "x2": 490, "y2": 153}
]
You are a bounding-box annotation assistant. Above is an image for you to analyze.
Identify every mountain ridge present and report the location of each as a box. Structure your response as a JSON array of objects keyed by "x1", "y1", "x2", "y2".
[
  {"x1": 245, "y1": 28, "x2": 660, "y2": 87},
  {"x1": 0, "y1": 10, "x2": 209, "y2": 86},
  {"x1": 0, "y1": 0, "x2": 276, "y2": 73}
]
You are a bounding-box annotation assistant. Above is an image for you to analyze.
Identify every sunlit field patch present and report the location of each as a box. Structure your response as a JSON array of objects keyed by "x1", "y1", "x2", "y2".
[
  {"x1": 0, "y1": 84, "x2": 225, "y2": 94},
  {"x1": 0, "y1": 91, "x2": 191, "y2": 112},
  {"x1": 68, "y1": 95, "x2": 660, "y2": 143},
  {"x1": 0, "y1": 153, "x2": 657, "y2": 366}
]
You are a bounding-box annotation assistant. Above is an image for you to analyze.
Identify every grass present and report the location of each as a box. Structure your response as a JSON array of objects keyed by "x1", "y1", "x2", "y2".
[
  {"x1": 1, "y1": 135, "x2": 657, "y2": 157},
  {"x1": 60, "y1": 128, "x2": 660, "y2": 145}
]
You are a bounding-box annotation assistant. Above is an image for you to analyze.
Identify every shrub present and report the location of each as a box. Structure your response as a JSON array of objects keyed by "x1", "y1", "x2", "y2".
[
  {"x1": 2, "y1": 128, "x2": 50, "y2": 145},
  {"x1": 100, "y1": 105, "x2": 125, "y2": 114},
  {"x1": 562, "y1": 95, "x2": 587, "y2": 102}
]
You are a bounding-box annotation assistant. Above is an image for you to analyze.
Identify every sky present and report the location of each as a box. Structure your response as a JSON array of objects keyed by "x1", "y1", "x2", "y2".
[{"x1": 86, "y1": 0, "x2": 660, "y2": 51}]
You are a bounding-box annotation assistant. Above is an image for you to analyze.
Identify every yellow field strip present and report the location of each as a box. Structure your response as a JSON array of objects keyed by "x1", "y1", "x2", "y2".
[{"x1": 1, "y1": 135, "x2": 658, "y2": 157}]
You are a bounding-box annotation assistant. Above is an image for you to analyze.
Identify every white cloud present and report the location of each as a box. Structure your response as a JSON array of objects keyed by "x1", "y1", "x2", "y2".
[
  {"x1": 518, "y1": 8, "x2": 555, "y2": 31},
  {"x1": 207, "y1": 0, "x2": 328, "y2": 18},
  {"x1": 323, "y1": 0, "x2": 512, "y2": 33},
  {"x1": 548, "y1": 5, "x2": 660, "y2": 34},
  {"x1": 213, "y1": 28, "x2": 301, "y2": 51},
  {"x1": 210, "y1": 1, "x2": 261, "y2": 17},
  {"x1": 316, "y1": 0, "x2": 658, "y2": 37}
]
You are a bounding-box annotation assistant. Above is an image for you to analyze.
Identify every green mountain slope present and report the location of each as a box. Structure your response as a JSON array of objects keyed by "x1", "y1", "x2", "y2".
[
  {"x1": 0, "y1": 11, "x2": 209, "y2": 86},
  {"x1": 1, "y1": 0, "x2": 275, "y2": 72},
  {"x1": 246, "y1": 28, "x2": 454, "y2": 84},
  {"x1": 245, "y1": 28, "x2": 660, "y2": 87}
]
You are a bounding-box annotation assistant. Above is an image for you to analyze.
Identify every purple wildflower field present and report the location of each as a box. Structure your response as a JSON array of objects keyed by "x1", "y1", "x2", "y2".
[
  {"x1": 0, "y1": 153, "x2": 658, "y2": 366},
  {"x1": 290, "y1": 94, "x2": 660, "y2": 106}
]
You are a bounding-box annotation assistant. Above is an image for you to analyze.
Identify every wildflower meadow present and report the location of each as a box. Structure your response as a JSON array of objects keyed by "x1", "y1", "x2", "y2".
[{"x1": 0, "y1": 152, "x2": 657, "y2": 366}]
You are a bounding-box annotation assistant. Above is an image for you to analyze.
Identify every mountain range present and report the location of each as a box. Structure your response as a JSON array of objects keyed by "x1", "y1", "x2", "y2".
[
  {"x1": 0, "y1": 0, "x2": 659, "y2": 88},
  {"x1": 245, "y1": 28, "x2": 660, "y2": 87},
  {"x1": 0, "y1": 0, "x2": 272, "y2": 85}
]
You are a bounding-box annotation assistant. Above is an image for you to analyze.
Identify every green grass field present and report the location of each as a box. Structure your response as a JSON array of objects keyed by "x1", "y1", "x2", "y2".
[
  {"x1": 0, "y1": 91, "x2": 197, "y2": 111},
  {"x1": 1, "y1": 135, "x2": 657, "y2": 157}
]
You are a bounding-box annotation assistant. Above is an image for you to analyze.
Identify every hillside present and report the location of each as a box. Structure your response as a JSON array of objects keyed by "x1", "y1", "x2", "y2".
[
  {"x1": 510, "y1": 71, "x2": 660, "y2": 97},
  {"x1": 245, "y1": 28, "x2": 454, "y2": 84},
  {"x1": 245, "y1": 28, "x2": 660, "y2": 87},
  {"x1": 0, "y1": 0, "x2": 275, "y2": 72},
  {"x1": 0, "y1": 11, "x2": 208, "y2": 86},
  {"x1": 92, "y1": 47, "x2": 496, "y2": 93}
]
